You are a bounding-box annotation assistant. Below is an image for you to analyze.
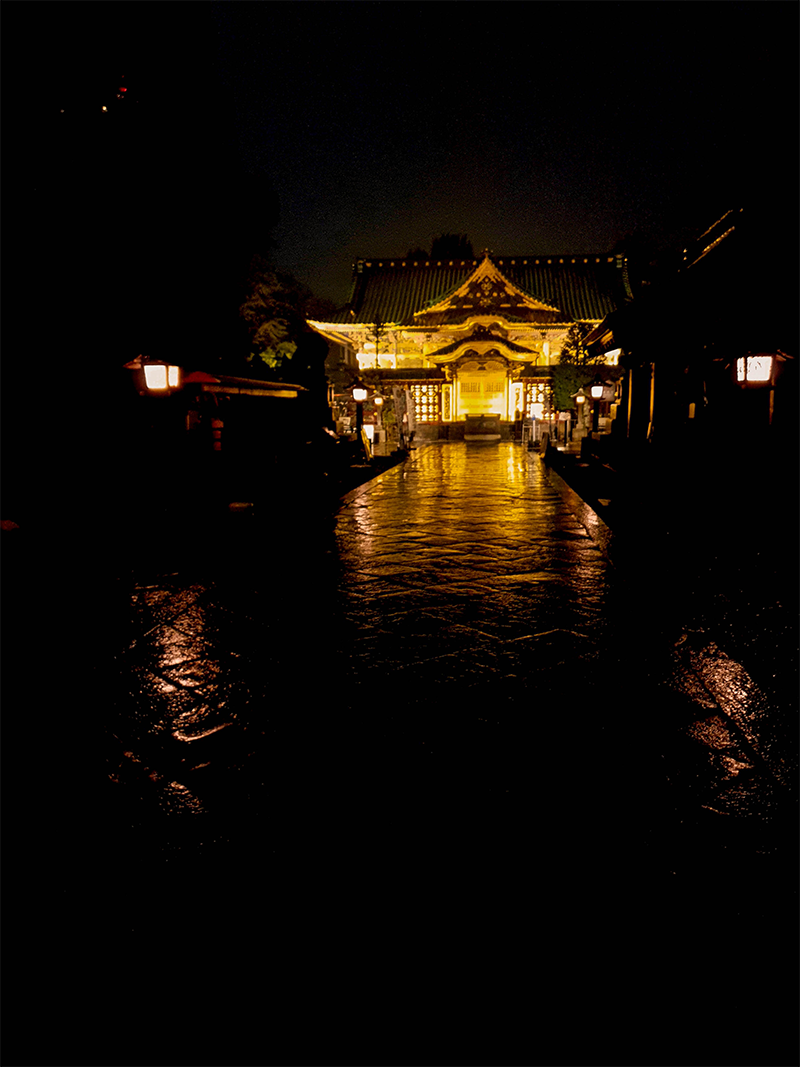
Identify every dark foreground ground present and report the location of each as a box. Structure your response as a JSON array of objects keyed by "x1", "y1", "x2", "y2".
[{"x1": 2, "y1": 439, "x2": 797, "y2": 1067}]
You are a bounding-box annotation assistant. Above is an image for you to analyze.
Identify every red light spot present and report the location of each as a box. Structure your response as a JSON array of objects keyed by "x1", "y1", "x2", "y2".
[{"x1": 120, "y1": 87, "x2": 127, "y2": 92}]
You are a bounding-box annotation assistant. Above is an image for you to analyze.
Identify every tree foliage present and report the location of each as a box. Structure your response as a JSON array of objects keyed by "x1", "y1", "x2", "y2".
[
  {"x1": 366, "y1": 319, "x2": 390, "y2": 366},
  {"x1": 239, "y1": 256, "x2": 312, "y2": 370},
  {"x1": 551, "y1": 363, "x2": 595, "y2": 413},
  {"x1": 558, "y1": 322, "x2": 598, "y2": 366},
  {"x1": 552, "y1": 323, "x2": 602, "y2": 410}
]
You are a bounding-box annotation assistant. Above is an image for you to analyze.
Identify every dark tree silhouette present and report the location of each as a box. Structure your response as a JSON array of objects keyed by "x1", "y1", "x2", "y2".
[
  {"x1": 431, "y1": 233, "x2": 474, "y2": 259},
  {"x1": 404, "y1": 234, "x2": 475, "y2": 260}
]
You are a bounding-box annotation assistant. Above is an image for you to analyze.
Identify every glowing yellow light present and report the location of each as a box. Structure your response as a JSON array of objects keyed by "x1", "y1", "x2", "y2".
[
  {"x1": 168, "y1": 365, "x2": 180, "y2": 388},
  {"x1": 576, "y1": 395, "x2": 586, "y2": 404}
]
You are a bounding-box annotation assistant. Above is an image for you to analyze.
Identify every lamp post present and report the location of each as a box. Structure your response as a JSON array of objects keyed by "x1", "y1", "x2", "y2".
[
  {"x1": 588, "y1": 375, "x2": 605, "y2": 433},
  {"x1": 352, "y1": 382, "x2": 368, "y2": 459},
  {"x1": 590, "y1": 377, "x2": 604, "y2": 434},
  {"x1": 373, "y1": 393, "x2": 384, "y2": 454},
  {"x1": 352, "y1": 383, "x2": 367, "y2": 431},
  {"x1": 572, "y1": 389, "x2": 587, "y2": 440},
  {"x1": 736, "y1": 352, "x2": 776, "y2": 426}
]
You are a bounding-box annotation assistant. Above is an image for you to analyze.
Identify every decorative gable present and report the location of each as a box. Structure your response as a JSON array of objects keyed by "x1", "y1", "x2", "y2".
[{"x1": 414, "y1": 251, "x2": 562, "y2": 325}]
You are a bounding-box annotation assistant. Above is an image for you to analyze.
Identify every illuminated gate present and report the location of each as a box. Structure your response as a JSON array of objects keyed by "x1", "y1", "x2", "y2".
[{"x1": 455, "y1": 355, "x2": 508, "y2": 418}]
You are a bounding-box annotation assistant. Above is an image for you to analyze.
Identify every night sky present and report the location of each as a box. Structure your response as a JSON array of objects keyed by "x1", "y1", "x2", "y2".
[
  {"x1": 5, "y1": 2, "x2": 798, "y2": 332},
  {"x1": 217, "y1": 1, "x2": 798, "y2": 302}
]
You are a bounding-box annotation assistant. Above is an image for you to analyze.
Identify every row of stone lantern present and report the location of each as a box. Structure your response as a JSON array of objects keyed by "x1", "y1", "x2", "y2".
[
  {"x1": 351, "y1": 380, "x2": 387, "y2": 458},
  {"x1": 572, "y1": 375, "x2": 617, "y2": 434}
]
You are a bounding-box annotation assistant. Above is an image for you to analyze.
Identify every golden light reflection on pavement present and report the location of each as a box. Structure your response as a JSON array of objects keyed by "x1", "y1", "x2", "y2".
[
  {"x1": 671, "y1": 635, "x2": 794, "y2": 816},
  {"x1": 111, "y1": 441, "x2": 794, "y2": 840}
]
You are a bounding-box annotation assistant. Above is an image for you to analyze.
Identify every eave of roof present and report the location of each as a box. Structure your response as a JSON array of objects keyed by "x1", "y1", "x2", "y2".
[
  {"x1": 182, "y1": 371, "x2": 306, "y2": 397},
  {"x1": 308, "y1": 322, "x2": 356, "y2": 348}
]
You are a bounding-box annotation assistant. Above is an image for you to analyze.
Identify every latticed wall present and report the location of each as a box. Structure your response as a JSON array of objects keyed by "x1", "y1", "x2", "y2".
[
  {"x1": 523, "y1": 380, "x2": 553, "y2": 417},
  {"x1": 397, "y1": 380, "x2": 442, "y2": 423}
]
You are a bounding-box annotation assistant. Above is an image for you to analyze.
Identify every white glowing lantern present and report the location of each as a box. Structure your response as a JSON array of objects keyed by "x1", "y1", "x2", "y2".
[
  {"x1": 143, "y1": 363, "x2": 180, "y2": 391},
  {"x1": 143, "y1": 364, "x2": 167, "y2": 390},
  {"x1": 352, "y1": 386, "x2": 368, "y2": 402},
  {"x1": 736, "y1": 356, "x2": 773, "y2": 383}
]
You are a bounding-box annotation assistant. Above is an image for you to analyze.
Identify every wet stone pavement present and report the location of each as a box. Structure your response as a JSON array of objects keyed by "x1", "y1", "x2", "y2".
[{"x1": 8, "y1": 442, "x2": 797, "y2": 1066}]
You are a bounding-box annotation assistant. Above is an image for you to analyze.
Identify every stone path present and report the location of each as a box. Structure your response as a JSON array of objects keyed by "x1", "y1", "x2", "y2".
[{"x1": 107, "y1": 442, "x2": 795, "y2": 875}]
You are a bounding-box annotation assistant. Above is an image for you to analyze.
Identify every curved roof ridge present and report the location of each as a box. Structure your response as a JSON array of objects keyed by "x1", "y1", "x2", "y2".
[{"x1": 414, "y1": 252, "x2": 561, "y2": 318}]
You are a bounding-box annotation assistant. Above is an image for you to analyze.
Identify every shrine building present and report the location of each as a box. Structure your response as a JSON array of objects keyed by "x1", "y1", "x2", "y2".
[{"x1": 310, "y1": 249, "x2": 628, "y2": 437}]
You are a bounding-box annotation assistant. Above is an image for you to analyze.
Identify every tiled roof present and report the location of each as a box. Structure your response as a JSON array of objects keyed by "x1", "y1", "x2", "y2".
[{"x1": 329, "y1": 254, "x2": 624, "y2": 325}]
